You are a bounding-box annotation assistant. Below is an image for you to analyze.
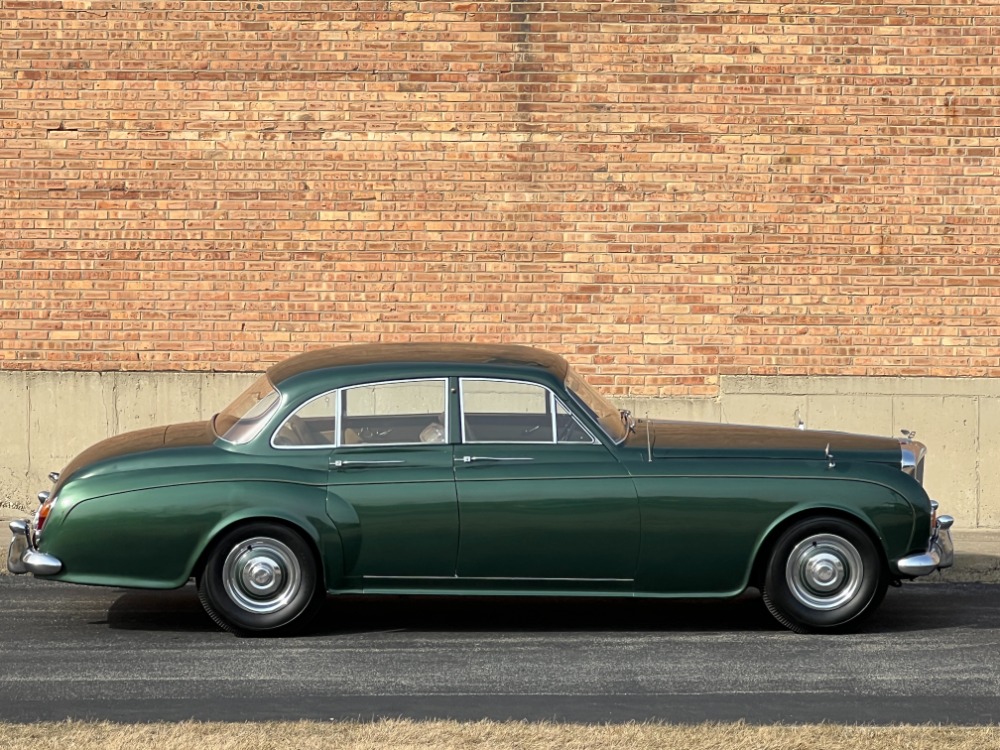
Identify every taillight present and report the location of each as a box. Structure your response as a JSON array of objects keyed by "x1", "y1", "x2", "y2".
[
  {"x1": 35, "y1": 493, "x2": 57, "y2": 532},
  {"x1": 929, "y1": 500, "x2": 939, "y2": 533}
]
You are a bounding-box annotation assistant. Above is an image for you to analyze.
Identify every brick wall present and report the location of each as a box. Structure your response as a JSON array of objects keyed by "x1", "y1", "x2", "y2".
[{"x1": 2, "y1": 0, "x2": 998, "y2": 397}]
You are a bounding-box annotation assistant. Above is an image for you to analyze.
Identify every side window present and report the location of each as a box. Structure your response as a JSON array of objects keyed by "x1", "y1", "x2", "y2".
[
  {"x1": 341, "y1": 379, "x2": 448, "y2": 446},
  {"x1": 461, "y1": 379, "x2": 593, "y2": 444},
  {"x1": 273, "y1": 392, "x2": 337, "y2": 448},
  {"x1": 556, "y1": 400, "x2": 595, "y2": 443}
]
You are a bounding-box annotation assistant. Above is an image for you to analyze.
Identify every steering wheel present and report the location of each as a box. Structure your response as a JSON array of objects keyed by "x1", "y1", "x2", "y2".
[{"x1": 358, "y1": 426, "x2": 393, "y2": 441}]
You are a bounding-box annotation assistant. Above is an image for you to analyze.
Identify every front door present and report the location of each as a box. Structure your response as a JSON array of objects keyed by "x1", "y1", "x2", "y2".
[{"x1": 453, "y1": 378, "x2": 639, "y2": 587}]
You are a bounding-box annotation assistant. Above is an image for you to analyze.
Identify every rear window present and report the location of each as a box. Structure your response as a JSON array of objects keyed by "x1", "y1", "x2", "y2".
[{"x1": 214, "y1": 376, "x2": 281, "y2": 444}]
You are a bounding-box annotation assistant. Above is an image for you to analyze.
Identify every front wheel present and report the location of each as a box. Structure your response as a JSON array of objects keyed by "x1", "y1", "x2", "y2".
[
  {"x1": 197, "y1": 523, "x2": 323, "y2": 636},
  {"x1": 761, "y1": 517, "x2": 887, "y2": 634}
]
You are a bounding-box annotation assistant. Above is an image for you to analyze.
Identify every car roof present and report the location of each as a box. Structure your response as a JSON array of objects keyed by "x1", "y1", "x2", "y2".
[{"x1": 266, "y1": 343, "x2": 570, "y2": 385}]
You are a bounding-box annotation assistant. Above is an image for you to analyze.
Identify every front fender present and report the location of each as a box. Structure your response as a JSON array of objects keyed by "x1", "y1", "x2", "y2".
[
  {"x1": 635, "y1": 469, "x2": 918, "y2": 596},
  {"x1": 748, "y1": 492, "x2": 913, "y2": 581}
]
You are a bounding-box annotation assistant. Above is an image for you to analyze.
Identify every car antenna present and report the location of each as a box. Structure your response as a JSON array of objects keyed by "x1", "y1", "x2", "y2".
[{"x1": 646, "y1": 411, "x2": 653, "y2": 462}]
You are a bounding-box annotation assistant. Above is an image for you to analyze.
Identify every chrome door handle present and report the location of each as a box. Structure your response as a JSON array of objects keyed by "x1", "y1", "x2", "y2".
[
  {"x1": 456, "y1": 456, "x2": 534, "y2": 463},
  {"x1": 333, "y1": 459, "x2": 405, "y2": 469}
]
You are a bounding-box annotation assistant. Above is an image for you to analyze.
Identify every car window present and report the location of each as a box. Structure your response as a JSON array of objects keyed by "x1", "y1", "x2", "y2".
[
  {"x1": 215, "y1": 376, "x2": 282, "y2": 445},
  {"x1": 555, "y1": 400, "x2": 596, "y2": 443},
  {"x1": 461, "y1": 379, "x2": 594, "y2": 444},
  {"x1": 341, "y1": 379, "x2": 448, "y2": 446},
  {"x1": 564, "y1": 366, "x2": 627, "y2": 442},
  {"x1": 273, "y1": 392, "x2": 337, "y2": 447}
]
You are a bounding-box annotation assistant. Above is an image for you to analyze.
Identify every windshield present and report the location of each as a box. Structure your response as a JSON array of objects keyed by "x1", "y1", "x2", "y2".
[
  {"x1": 564, "y1": 367, "x2": 628, "y2": 443},
  {"x1": 213, "y1": 375, "x2": 282, "y2": 444}
]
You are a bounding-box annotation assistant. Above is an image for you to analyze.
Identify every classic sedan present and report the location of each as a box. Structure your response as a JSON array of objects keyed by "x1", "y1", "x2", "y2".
[{"x1": 8, "y1": 343, "x2": 954, "y2": 635}]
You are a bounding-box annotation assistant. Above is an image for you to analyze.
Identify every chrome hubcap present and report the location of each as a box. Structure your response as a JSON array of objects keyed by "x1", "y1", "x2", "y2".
[
  {"x1": 786, "y1": 533, "x2": 864, "y2": 610},
  {"x1": 222, "y1": 537, "x2": 301, "y2": 614},
  {"x1": 243, "y1": 558, "x2": 283, "y2": 596}
]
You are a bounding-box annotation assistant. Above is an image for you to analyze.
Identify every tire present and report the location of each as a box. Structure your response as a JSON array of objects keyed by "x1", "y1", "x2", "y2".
[
  {"x1": 761, "y1": 516, "x2": 887, "y2": 634},
  {"x1": 197, "y1": 523, "x2": 323, "y2": 636}
]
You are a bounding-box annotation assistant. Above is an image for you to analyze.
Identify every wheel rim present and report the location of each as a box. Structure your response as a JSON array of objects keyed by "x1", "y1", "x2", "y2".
[
  {"x1": 222, "y1": 536, "x2": 302, "y2": 615},
  {"x1": 785, "y1": 533, "x2": 864, "y2": 611}
]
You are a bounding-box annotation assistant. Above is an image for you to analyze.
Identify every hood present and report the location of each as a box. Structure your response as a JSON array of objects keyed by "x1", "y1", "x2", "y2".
[
  {"x1": 624, "y1": 420, "x2": 903, "y2": 464},
  {"x1": 55, "y1": 420, "x2": 217, "y2": 490}
]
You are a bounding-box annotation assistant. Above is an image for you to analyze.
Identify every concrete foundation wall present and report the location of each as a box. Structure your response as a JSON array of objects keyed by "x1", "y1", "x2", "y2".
[{"x1": 1, "y1": 373, "x2": 995, "y2": 528}]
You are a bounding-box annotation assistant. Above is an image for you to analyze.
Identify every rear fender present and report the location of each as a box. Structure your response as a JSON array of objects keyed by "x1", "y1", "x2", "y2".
[{"x1": 48, "y1": 480, "x2": 341, "y2": 590}]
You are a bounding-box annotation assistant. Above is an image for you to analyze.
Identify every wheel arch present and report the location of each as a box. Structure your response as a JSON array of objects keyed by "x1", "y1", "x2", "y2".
[
  {"x1": 749, "y1": 506, "x2": 889, "y2": 589},
  {"x1": 187, "y1": 512, "x2": 331, "y2": 590}
]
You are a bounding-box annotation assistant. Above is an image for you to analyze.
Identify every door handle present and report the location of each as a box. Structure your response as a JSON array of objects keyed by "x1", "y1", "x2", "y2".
[
  {"x1": 332, "y1": 459, "x2": 405, "y2": 469},
  {"x1": 456, "y1": 456, "x2": 534, "y2": 463}
]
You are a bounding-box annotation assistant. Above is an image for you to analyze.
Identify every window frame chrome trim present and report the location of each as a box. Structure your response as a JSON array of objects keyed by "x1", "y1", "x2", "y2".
[
  {"x1": 458, "y1": 377, "x2": 599, "y2": 446},
  {"x1": 270, "y1": 377, "x2": 450, "y2": 451},
  {"x1": 270, "y1": 388, "x2": 339, "y2": 450}
]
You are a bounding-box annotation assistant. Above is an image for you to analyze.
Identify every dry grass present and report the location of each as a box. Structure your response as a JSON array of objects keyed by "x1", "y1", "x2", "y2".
[{"x1": 0, "y1": 721, "x2": 998, "y2": 750}]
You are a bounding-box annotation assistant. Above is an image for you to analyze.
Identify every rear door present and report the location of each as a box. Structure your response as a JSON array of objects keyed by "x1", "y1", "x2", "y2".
[{"x1": 274, "y1": 378, "x2": 459, "y2": 584}]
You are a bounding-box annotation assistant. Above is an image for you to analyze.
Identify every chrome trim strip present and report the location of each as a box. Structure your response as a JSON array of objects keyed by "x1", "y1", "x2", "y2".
[
  {"x1": 333, "y1": 459, "x2": 406, "y2": 469},
  {"x1": 459, "y1": 576, "x2": 633, "y2": 582},
  {"x1": 363, "y1": 575, "x2": 633, "y2": 582},
  {"x1": 457, "y1": 456, "x2": 534, "y2": 463}
]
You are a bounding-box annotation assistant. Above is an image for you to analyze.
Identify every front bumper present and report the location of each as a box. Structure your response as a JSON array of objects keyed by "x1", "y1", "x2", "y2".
[
  {"x1": 896, "y1": 515, "x2": 955, "y2": 577},
  {"x1": 6, "y1": 520, "x2": 62, "y2": 576}
]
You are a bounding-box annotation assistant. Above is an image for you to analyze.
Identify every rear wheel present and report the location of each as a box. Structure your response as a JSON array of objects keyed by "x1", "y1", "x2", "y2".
[
  {"x1": 197, "y1": 523, "x2": 323, "y2": 636},
  {"x1": 761, "y1": 516, "x2": 887, "y2": 634}
]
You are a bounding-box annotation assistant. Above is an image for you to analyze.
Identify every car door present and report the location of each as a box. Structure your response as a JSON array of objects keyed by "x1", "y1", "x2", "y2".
[
  {"x1": 274, "y1": 378, "x2": 458, "y2": 585},
  {"x1": 453, "y1": 378, "x2": 639, "y2": 588}
]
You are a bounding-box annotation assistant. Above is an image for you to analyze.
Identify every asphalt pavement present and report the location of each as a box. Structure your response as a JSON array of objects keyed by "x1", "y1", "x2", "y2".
[{"x1": 0, "y1": 576, "x2": 998, "y2": 724}]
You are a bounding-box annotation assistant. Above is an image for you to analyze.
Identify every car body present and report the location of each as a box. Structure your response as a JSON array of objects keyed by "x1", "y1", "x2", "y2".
[{"x1": 8, "y1": 343, "x2": 954, "y2": 634}]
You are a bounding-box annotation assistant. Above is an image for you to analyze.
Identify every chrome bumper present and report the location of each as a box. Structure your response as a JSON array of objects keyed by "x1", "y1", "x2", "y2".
[
  {"x1": 896, "y1": 515, "x2": 955, "y2": 577},
  {"x1": 6, "y1": 519, "x2": 62, "y2": 576}
]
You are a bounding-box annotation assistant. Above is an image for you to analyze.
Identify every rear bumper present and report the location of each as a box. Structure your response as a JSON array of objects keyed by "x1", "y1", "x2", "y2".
[
  {"x1": 6, "y1": 519, "x2": 62, "y2": 576},
  {"x1": 896, "y1": 515, "x2": 955, "y2": 578}
]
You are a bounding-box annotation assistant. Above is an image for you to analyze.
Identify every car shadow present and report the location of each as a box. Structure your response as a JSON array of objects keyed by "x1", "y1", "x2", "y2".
[
  {"x1": 104, "y1": 582, "x2": 980, "y2": 636},
  {"x1": 105, "y1": 585, "x2": 777, "y2": 635},
  {"x1": 312, "y1": 591, "x2": 779, "y2": 635},
  {"x1": 104, "y1": 585, "x2": 220, "y2": 633}
]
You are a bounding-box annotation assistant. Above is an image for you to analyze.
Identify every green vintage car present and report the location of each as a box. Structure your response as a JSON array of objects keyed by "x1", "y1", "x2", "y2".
[{"x1": 8, "y1": 344, "x2": 954, "y2": 635}]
